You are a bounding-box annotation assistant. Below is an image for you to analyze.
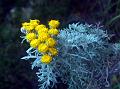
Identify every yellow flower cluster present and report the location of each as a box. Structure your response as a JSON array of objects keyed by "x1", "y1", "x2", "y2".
[{"x1": 22, "y1": 19, "x2": 60, "y2": 64}]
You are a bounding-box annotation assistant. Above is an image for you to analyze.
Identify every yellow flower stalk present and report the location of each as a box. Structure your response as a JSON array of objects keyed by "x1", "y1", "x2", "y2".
[
  {"x1": 41, "y1": 54, "x2": 52, "y2": 64},
  {"x1": 21, "y1": 19, "x2": 60, "y2": 64}
]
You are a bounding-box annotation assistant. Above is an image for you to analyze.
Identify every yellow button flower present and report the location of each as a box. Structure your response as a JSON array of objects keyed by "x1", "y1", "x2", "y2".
[
  {"x1": 48, "y1": 20, "x2": 60, "y2": 28},
  {"x1": 35, "y1": 24, "x2": 46, "y2": 31},
  {"x1": 41, "y1": 54, "x2": 52, "y2": 64},
  {"x1": 38, "y1": 28, "x2": 48, "y2": 33},
  {"x1": 46, "y1": 38, "x2": 57, "y2": 47},
  {"x1": 38, "y1": 43, "x2": 49, "y2": 53},
  {"x1": 49, "y1": 47, "x2": 58, "y2": 56},
  {"x1": 22, "y1": 22, "x2": 34, "y2": 31},
  {"x1": 22, "y1": 22, "x2": 30, "y2": 27},
  {"x1": 38, "y1": 37, "x2": 45, "y2": 43},
  {"x1": 25, "y1": 26, "x2": 34, "y2": 31},
  {"x1": 25, "y1": 33, "x2": 36, "y2": 42},
  {"x1": 38, "y1": 32, "x2": 50, "y2": 42},
  {"x1": 48, "y1": 28, "x2": 59, "y2": 35},
  {"x1": 30, "y1": 39, "x2": 39, "y2": 48},
  {"x1": 30, "y1": 19, "x2": 40, "y2": 27},
  {"x1": 23, "y1": 26, "x2": 34, "y2": 31}
]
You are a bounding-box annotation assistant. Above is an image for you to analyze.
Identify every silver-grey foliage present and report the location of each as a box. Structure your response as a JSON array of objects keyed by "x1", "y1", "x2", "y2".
[{"x1": 21, "y1": 22, "x2": 120, "y2": 89}]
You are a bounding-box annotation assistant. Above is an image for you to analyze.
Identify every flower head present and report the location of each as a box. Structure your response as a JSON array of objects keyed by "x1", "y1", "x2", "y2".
[
  {"x1": 22, "y1": 22, "x2": 34, "y2": 31},
  {"x1": 30, "y1": 39, "x2": 39, "y2": 48},
  {"x1": 46, "y1": 38, "x2": 57, "y2": 47},
  {"x1": 38, "y1": 28, "x2": 49, "y2": 33},
  {"x1": 30, "y1": 19, "x2": 40, "y2": 27},
  {"x1": 25, "y1": 33, "x2": 36, "y2": 42},
  {"x1": 35, "y1": 24, "x2": 46, "y2": 31},
  {"x1": 49, "y1": 47, "x2": 58, "y2": 56},
  {"x1": 38, "y1": 43, "x2": 49, "y2": 53},
  {"x1": 48, "y1": 28, "x2": 59, "y2": 36},
  {"x1": 38, "y1": 32, "x2": 50, "y2": 42},
  {"x1": 22, "y1": 22, "x2": 30, "y2": 27},
  {"x1": 41, "y1": 54, "x2": 52, "y2": 64},
  {"x1": 48, "y1": 20, "x2": 60, "y2": 28}
]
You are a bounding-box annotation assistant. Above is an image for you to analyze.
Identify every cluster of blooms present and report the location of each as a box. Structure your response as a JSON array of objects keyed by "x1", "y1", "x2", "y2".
[
  {"x1": 22, "y1": 19, "x2": 60, "y2": 64},
  {"x1": 20, "y1": 21, "x2": 120, "y2": 89}
]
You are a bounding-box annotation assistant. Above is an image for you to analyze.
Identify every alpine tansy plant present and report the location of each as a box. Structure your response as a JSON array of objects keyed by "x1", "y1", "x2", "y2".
[{"x1": 20, "y1": 19, "x2": 120, "y2": 89}]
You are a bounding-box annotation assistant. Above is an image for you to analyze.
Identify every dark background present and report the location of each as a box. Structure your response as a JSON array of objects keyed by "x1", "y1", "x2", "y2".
[{"x1": 0, "y1": 0, "x2": 120, "y2": 89}]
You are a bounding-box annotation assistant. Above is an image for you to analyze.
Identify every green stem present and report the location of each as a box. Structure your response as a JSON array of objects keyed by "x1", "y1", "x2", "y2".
[{"x1": 106, "y1": 14, "x2": 120, "y2": 26}]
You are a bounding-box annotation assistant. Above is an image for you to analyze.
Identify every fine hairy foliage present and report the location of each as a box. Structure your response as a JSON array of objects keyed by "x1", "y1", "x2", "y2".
[{"x1": 21, "y1": 22, "x2": 120, "y2": 89}]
